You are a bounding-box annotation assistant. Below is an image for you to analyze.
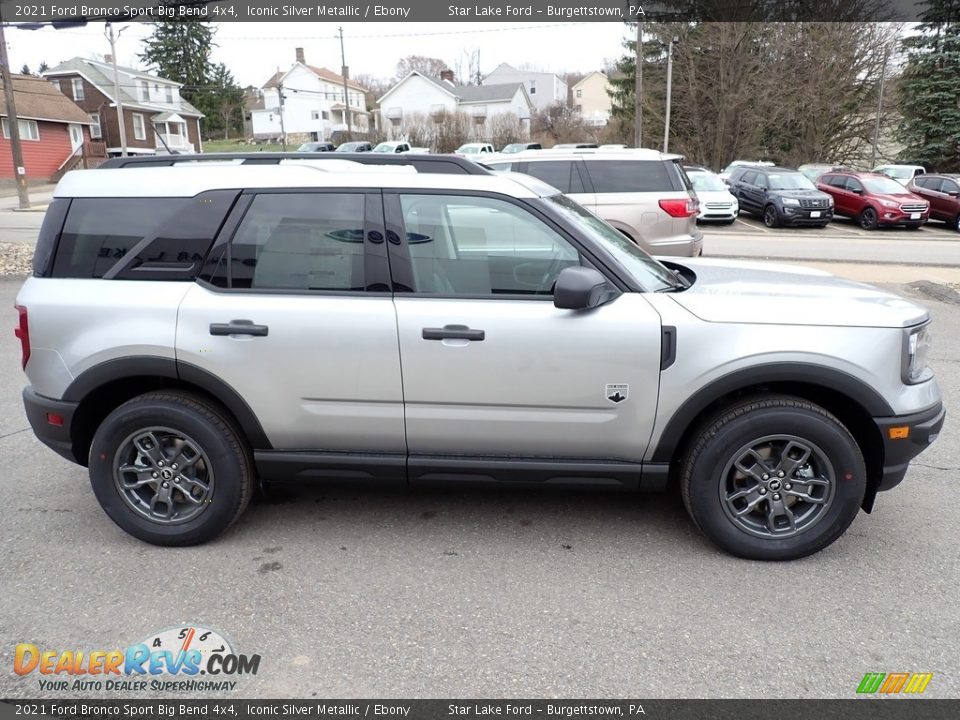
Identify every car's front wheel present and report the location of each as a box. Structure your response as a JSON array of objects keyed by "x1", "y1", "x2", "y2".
[
  {"x1": 954, "y1": 214, "x2": 960, "y2": 233},
  {"x1": 89, "y1": 391, "x2": 254, "y2": 546},
  {"x1": 859, "y1": 207, "x2": 879, "y2": 230},
  {"x1": 680, "y1": 395, "x2": 866, "y2": 561},
  {"x1": 763, "y1": 205, "x2": 780, "y2": 228}
]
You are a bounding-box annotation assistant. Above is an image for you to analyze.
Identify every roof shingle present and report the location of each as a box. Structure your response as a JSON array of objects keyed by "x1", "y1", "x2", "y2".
[{"x1": 0, "y1": 74, "x2": 93, "y2": 125}]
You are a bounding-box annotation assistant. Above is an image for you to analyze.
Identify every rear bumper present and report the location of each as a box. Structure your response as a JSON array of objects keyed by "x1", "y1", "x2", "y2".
[
  {"x1": 22, "y1": 386, "x2": 81, "y2": 464},
  {"x1": 874, "y1": 402, "x2": 945, "y2": 491}
]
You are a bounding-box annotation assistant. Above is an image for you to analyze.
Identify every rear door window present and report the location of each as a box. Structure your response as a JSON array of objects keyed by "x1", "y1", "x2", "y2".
[
  {"x1": 738, "y1": 171, "x2": 756, "y2": 185},
  {"x1": 521, "y1": 161, "x2": 585, "y2": 193},
  {"x1": 583, "y1": 160, "x2": 677, "y2": 193}
]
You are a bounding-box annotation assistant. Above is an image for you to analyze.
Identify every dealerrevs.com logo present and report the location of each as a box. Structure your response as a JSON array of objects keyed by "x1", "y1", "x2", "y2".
[{"x1": 14, "y1": 626, "x2": 261, "y2": 693}]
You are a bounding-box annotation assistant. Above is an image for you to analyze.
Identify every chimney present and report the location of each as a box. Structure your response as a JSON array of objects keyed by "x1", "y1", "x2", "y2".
[
  {"x1": 104, "y1": 54, "x2": 113, "y2": 63},
  {"x1": 295, "y1": 47, "x2": 305, "y2": 64},
  {"x1": 440, "y1": 69, "x2": 455, "y2": 83}
]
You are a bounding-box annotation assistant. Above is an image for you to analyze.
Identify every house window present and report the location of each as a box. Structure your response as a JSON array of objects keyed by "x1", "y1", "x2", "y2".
[
  {"x1": 89, "y1": 113, "x2": 102, "y2": 139},
  {"x1": 529, "y1": 80, "x2": 537, "y2": 95},
  {"x1": 132, "y1": 113, "x2": 146, "y2": 140},
  {"x1": 138, "y1": 80, "x2": 149, "y2": 102},
  {"x1": 322, "y1": 111, "x2": 329, "y2": 120},
  {"x1": 576, "y1": 89, "x2": 582, "y2": 98},
  {"x1": 311, "y1": 110, "x2": 320, "y2": 120},
  {"x1": 72, "y1": 78, "x2": 84, "y2": 101},
  {"x1": 1, "y1": 118, "x2": 40, "y2": 141},
  {"x1": 164, "y1": 86, "x2": 173, "y2": 103}
]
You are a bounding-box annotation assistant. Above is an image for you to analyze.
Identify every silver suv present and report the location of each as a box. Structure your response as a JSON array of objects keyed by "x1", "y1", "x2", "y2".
[
  {"x1": 485, "y1": 149, "x2": 703, "y2": 257},
  {"x1": 15, "y1": 160, "x2": 943, "y2": 560}
]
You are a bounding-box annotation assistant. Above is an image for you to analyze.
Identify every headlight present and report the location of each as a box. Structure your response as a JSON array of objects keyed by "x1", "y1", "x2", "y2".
[
  {"x1": 904, "y1": 324, "x2": 933, "y2": 384},
  {"x1": 826, "y1": 196, "x2": 834, "y2": 206},
  {"x1": 881, "y1": 199, "x2": 898, "y2": 208},
  {"x1": 782, "y1": 198, "x2": 800, "y2": 206}
]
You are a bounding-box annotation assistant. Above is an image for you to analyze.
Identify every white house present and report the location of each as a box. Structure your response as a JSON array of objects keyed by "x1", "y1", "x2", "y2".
[
  {"x1": 377, "y1": 71, "x2": 533, "y2": 134},
  {"x1": 571, "y1": 71, "x2": 613, "y2": 127},
  {"x1": 482, "y1": 63, "x2": 567, "y2": 112},
  {"x1": 250, "y1": 48, "x2": 369, "y2": 142}
]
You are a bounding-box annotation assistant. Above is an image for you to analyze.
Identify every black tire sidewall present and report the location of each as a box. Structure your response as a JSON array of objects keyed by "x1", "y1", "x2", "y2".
[
  {"x1": 686, "y1": 406, "x2": 866, "y2": 561},
  {"x1": 89, "y1": 398, "x2": 246, "y2": 546},
  {"x1": 860, "y1": 208, "x2": 877, "y2": 229},
  {"x1": 764, "y1": 206, "x2": 778, "y2": 227}
]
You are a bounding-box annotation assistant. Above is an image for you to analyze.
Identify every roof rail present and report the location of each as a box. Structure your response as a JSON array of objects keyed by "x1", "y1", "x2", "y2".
[{"x1": 98, "y1": 152, "x2": 491, "y2": 175}]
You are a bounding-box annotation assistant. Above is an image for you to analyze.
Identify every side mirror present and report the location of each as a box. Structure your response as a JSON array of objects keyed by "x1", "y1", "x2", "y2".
[
  {"x1": 554, "y1": 266, "x2": 611, "y2": 310},
  {"x1": 852, "y1": 187, "x2": 864, "y2": 195}
]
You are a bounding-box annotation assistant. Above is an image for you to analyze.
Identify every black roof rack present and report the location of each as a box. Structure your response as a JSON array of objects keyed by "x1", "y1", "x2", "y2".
[{"x1": 98, "y1": 152, "x2": 491, "y2": 176}]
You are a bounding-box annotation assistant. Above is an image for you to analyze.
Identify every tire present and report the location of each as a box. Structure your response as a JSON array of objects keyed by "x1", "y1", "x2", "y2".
[
  {"x1": 680, "y1": 395, "x2": 866, "y2": 561},
  {"x1": 88, "y1": 391, "x2": 255, "y2": 546},
  {"x1": 954, "y1": 215, "x2": 960, "y2": 233},
  {"x1": 859, "y1": 207, "x2": 879, "y2": 230},
  {"x1": 763, "y1": 205, "x2": 780, "y2": 228}
]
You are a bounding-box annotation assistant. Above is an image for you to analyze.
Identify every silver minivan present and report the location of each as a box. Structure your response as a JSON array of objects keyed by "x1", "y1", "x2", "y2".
[{"x1": 486, "y1": 149, "x2": 703, "y2": 256}]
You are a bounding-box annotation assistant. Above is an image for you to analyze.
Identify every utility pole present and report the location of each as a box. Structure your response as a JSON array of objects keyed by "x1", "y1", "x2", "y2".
[
  {"x1": 105, "y1": 23, "x2": 128, "y2": 157},
  {"x1": 871, "y1": 43, "x2": 891, "y2": 169},
  {"x1": 277, "y1": 78, "x2": 287, "y2": 150},
  {"x1": 663, "y1": 36, "x2": 678, "y2": 154},
  {"x1": 634, "y1": 21, "x2": 643, "y2": 149},
  {"x1": 338, "y1": 27, "x2": 352, "y2": 140},
  {"x1": 0, "y1": 22, "x2": 30, "y2": 209}
]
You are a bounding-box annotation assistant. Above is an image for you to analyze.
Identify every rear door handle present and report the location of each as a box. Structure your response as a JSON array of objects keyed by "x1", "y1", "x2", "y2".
[
  {"x1": 422, "y1": 325, "x2": 485, "y2": 341},
  {"x1": 210, "y1": 320, "x2": 269, "y2": 337}
]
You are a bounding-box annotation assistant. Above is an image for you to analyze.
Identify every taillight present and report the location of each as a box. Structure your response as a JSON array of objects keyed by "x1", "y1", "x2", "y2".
[
  {"x1": 659, "y1": 198, "x2": 699, "y2": 218},
  {"x1": 14, "y1": 304, "x2": 29, "y2": 369}
]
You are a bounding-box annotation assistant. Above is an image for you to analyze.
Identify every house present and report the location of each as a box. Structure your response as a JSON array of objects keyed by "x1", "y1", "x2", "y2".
[
  {"x1": 250, "y1": 48, "x2": 369, "y2": 143},
  {"x1": 572, "y1": 72, "x2": 613, "y2": 127},
  {"x1": 376, "y1": 70, "x2": 533, "y2": 135},
  {"x1": 0, "y1": 74, "x2": 97, "y2": 182},
  {"x1": 44, "y1": 57, "x2": 204, "y2": 155},
  {"x1": 482, "y1": 63, "x2": 567, "y2": 112}
]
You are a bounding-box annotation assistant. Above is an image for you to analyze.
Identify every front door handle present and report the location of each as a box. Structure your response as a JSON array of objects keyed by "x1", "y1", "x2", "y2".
[
  {"x1": 422, "y1": 325, "x2": 485, "y2": 341},
  {"x1": 210, "y1": 320, "x2": 269, "y2": 337}
]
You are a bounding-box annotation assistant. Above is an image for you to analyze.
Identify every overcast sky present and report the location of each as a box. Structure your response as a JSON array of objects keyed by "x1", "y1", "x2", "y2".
[{"x1": 7, "y1": 22, "x2": 629, "y2": 86}]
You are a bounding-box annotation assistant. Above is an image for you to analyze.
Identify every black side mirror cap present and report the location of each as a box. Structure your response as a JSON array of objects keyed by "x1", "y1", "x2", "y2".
[{"x1": 554, "y1": 266, "x2": 612, "y2": 310}]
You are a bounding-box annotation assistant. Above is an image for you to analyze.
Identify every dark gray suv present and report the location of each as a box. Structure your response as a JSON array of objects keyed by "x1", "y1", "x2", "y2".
[{"x1": 729, "y1": 166, "x2": 834, "y2": 228}]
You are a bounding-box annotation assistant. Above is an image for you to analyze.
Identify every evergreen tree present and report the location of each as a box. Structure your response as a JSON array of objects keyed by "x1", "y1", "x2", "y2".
[
  {"x1": 895, "y1": 0, "x2": 960, "y2": 171},
  {"x1": 20, "y1": 64, "x2": 31, "y2": 76}
]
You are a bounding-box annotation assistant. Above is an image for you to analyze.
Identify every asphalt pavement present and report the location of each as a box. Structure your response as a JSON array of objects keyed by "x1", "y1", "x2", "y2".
[{"x1": 1, "y1": 275, "x2": 958, "y2": 699}]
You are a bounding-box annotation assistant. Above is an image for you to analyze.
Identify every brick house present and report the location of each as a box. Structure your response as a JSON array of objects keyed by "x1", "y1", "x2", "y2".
[
  {"x1": 44, "y1": 57, "x2": 204, "y2": 155},
  {"x1": 0, "y1": 74, "x2": 96, "y2": 182}
]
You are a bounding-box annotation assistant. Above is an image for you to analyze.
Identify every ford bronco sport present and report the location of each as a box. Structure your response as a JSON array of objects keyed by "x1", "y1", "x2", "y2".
[{"x1": 15, "y1": 158, "x2": 944, "y2": 560}]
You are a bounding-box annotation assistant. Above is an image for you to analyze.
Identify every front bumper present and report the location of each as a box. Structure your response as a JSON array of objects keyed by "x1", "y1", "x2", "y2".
[
  {"x1": 781, "y1": 206, "x2": 833, "y2": 225},
  {"x1": 874, "y1": 402, "x2": 945, "y2": 491},
  {"x1": 22, "y1": 386, "x2": 81, "y2": 464}
]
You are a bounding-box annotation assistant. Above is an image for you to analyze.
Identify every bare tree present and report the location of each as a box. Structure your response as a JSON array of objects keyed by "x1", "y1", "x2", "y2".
[
  {"x1": 396, "y1": 56, "x2": 449, "y2": 81},
  {"x1": 434, "y1": 110, "x2": 473, "y2": 153},
  {"x1": 532, "y1": 103, "x2": 593, "y2": 144},
  {"x1": 488, "y1": 113, "x2": 526, "y2": 148}
]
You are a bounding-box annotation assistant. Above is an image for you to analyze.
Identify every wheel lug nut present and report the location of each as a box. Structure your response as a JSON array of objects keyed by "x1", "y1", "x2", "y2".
[
  {"x1": 785, "y1": 483, "x2": 792, "y2": 490},
  {"x1": 759, "y1": 488, "x2": 767, "y2": 494},
  {"x1": 152, "y1": 472, "x2": 159, "y2": 478},
  {"x1": 162, "y1": 482, "x2": 169, "y2": 488},
  {"x1": 157, "y1": 461, "x2": 164, "y2": 467},
  {"x1": 777, "y1": 471, "x2": 785, "y2": 478},
  {"x1": 762, "y1": 474, "x2": 769, "y2": 481},
  {"x1": 174, "y1": 478, "x2": 180, "y2": 484},
  {"x1": 773, "y1": 493, "x2": 781, "y2": 500},
  {"x1": 172, "y1": 463, "x2": 178, "y2": 469}
]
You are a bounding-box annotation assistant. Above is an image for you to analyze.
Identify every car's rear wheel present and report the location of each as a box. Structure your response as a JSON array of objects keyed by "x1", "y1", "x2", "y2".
[
  {"x1": 89, "y1": 391, "x2": 254, "y2": 546},
  {"x1": 763, "y1": 205, "x2": 780, "y2": 228},
  {"x1": 954, "y1": 214, "x2": 960, "y2": 233},
  {"x1": 680, "y1": 395, "x2": 866, "y2": 561},
  {"x1": 859, "y1": 207, "x2": 879, "y2": 230}
]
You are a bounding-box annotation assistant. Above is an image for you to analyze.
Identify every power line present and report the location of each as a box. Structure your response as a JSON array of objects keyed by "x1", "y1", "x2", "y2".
[{"x1": 218, "y1": 23, "x2": 592, "y2": 40}]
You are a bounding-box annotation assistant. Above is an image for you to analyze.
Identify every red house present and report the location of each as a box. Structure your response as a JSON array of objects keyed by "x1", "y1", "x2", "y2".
[{"x1": 0, "y1": 74, "x2": 98, "y2": 183}]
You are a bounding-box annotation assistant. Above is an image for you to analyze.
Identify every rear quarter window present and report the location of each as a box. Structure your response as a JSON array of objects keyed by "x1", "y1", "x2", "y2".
[
  {"x1": 521, "y1": 161, "x2": 585, "y2": 193},
  {"x1": 583, "y1": 160, "x2": 679, "y2": 193},
  {"x1": 50, "y1": 192, "x2": 237, "y2": 280}
]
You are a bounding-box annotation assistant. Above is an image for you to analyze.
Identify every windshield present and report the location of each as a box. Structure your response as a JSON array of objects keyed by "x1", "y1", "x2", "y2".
[
  {"x1": 501, "y1": 144, "x2": 524, "y2": 153},
  {"x1": 543, "y1": 194, "x2": 679, "y2": 292},
  {"x1": 863, "y1": 176, "x2": 911, "y2": 194},
  {"x1": 458, "y1": 145, "x2": 481, "y2": 154},
  {"x1": 372, "y1": 144, "x2": 395, "y2": 153},
  {"x1": 767, "y1": 173, "x2": 816, "y2": 190},
  {"x1": 689, "y1": 173, "x2": 728, "y2": 192}
]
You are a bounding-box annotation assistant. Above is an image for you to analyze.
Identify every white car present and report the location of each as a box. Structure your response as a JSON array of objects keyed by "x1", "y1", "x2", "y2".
[
  {"x1": 873, "y1": 164, "x2": 926, "y2": 186},
  {"x1": 686, "y1": 167, "x2": 739, "y2": 224},
  {"x1": 719, "y1": 160, "x2": 774, "y2": 182},
  {"x1": 456, "y1": 143, "x2": 495, "y2": 156}
]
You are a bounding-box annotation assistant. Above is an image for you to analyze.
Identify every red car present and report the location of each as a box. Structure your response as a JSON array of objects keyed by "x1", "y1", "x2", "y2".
[
  {"x1": 907, "y1": 174, "x2": 960, "y2": 232},
  {"x1": 817, "y1": 171, "x2": 930, "y2": 230}
]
